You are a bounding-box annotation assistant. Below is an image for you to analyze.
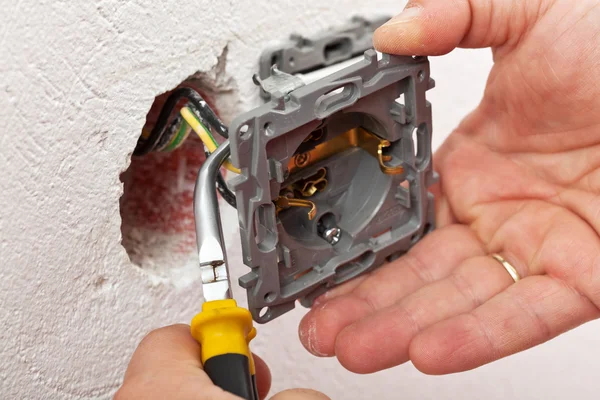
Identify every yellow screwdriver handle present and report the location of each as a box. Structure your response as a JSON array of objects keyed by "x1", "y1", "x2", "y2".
[{"x1": 191, "y1": 299, "x2": 258, "y2": 400}]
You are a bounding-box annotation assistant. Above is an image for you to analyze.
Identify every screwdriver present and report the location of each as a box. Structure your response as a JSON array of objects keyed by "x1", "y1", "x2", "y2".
[{"x1": 189, "y1": 140, "x2": 259, "y2": 400}]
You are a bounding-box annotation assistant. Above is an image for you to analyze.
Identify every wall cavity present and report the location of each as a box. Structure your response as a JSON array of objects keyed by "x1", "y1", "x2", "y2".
[{"x1": 119, "y1": 48, "x2": 238, "y2": 285}]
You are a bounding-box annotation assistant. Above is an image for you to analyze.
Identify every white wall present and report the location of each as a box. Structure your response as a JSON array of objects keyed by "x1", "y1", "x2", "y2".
[{"x1": 2, "y1": 0, "x2": 599, "y2": 399}]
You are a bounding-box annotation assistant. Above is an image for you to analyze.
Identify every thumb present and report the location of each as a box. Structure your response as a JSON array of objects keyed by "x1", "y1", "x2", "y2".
[
  {"x1": 374, "y1": 0, "x2": 546, "y2": 55},
  {"x1": 270, "y1": 389, "x2": 331, "y2": 400}
]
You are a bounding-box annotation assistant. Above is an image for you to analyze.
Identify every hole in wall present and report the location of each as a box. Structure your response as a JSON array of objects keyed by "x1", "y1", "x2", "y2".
[{"x1": 119, "y1": 64, "x2": 236, "y2": 280}]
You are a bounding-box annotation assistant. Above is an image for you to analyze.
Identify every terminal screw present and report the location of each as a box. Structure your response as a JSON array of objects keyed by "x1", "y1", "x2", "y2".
[{"x1": 321, "y1": 227, "x2": 341, "y2": 245}]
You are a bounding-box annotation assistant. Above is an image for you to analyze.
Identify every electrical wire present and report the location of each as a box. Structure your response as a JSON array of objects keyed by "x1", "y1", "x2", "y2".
[
  {"x1": 179, "y1": 106, "x2": 238, "y2": 207},
  {"x1": 178, "y1": 106, "x2": 237, "y2": 208},
  {"x1": 211, "y1": 150, "x2": 237, "y2": 208},
  {"x1": 180, "y1": 107, "x2": 241, "y2": 174},
  {"x1": 134, "y1": 87, "x2": 229, "y2": 156},
  {"x1": 163, "y1": 118, "x2": 192, "y2": 152},
  {"x1": 180, "y1": 107, "x2": 218, "y2": 150},
  {"x1": 132, "y1": 86, "x2": 237, "y2": 208}
]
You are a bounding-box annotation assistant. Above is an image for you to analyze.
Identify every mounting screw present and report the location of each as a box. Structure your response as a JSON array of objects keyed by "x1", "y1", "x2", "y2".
[
  {"x1": 294, "y1": 153, "x2": 310, "y2": 168},
  {"x1": 321, "y1": 227, "x2": 341, "y2": 245}
]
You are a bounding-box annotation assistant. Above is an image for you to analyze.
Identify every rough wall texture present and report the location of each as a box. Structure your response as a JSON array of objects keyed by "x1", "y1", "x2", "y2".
[{"x1": 2, "y1": 1, "x2": 600, "y2": 399}]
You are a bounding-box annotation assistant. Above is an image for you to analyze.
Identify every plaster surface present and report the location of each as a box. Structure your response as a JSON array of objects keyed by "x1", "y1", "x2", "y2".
[{"x1": 2, "y1": 1, "x2": 600, "y2": 399}]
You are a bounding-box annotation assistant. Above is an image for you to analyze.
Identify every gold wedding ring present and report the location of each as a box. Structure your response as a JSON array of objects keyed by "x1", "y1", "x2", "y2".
[{"x1": 491, "y1": 253, "x2": 521, "y2": 283}]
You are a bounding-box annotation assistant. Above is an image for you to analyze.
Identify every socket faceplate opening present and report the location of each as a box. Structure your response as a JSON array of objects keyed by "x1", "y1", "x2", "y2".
[{"x1": 278, "y1": 112, "x2": 392, "y2": 250}]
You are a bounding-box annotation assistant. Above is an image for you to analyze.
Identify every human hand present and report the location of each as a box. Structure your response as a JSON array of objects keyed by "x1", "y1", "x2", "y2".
[
  {"x1": 299, "y1": 0, "x2": 600, "y2": 375},
  {"x1": 115, "y1": 325, "x2": 329, "y2": 400}
]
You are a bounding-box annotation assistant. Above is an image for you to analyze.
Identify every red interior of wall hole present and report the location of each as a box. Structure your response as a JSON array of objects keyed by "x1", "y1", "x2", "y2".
[{"x1": 120, "y1": 83, "x2": 223, "y2": 269}]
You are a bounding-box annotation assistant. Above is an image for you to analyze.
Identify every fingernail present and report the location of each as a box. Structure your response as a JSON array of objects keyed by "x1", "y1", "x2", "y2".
[
  {"x1": 299, "y1": 317, "x2": 328, "y2": 357},
  {"x1": 306, "y1": 321, "x2": 327, "y2": 357},
  {"x1": 382, "y1": 4, "x2": 423, "y2": 26}
]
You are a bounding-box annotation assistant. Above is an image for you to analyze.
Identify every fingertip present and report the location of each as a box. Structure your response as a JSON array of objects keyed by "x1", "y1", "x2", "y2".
[
  {"x1": 334, "y1": 326, "x2": 372, "y2": 374},
  {"x1": 335, "y1": 307, "x2": 419, "y2": 374},
  {"x1": 409, "y1": 315, "x2": 483, "y2": 375},
  {"x1": 298, "y1": 304, "x2": 331, "y2": 357},
  {"x1": 407, "y1": 330, "x2": 441, "y2": 375},
  {"x1": 373, "y1": 0, "x2": 472, "y2": 56},
  {"x1": 253, "y1": 354, "x2": 272, "y2": 399},
  {"x1": 299, "y1": 297, "x2": 372, "y2": 358},
  {"x1": 334, "y1": 326, "x2": 397, "y2": 374},
  {"x1": 373, "y1": 6, "x2": 425, "y2": 55}
]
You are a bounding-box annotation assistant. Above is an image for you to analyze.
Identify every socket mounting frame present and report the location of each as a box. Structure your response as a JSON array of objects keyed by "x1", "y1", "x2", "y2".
[{"x1": 229, "y1": 50, "x2": 437, "y2": 323}]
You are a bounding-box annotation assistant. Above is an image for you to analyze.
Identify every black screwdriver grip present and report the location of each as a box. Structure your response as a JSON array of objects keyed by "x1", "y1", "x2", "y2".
[{"x1": 204, "y1": 353, "x2": 258, "y2": 400}]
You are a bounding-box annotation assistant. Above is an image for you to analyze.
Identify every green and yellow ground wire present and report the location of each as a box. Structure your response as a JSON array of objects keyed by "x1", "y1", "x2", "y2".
[{"x1": 180, "y1": 107, "x2": 240, "y2": 174}]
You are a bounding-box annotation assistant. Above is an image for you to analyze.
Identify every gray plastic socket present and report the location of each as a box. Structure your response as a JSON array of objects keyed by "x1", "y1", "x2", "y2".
[
  {"x1": 258, "y1": 15, "x2": 390, "y2": 100},
  {"x1": 229, "y1": 50, "x2": 437, "y2": 323}
]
